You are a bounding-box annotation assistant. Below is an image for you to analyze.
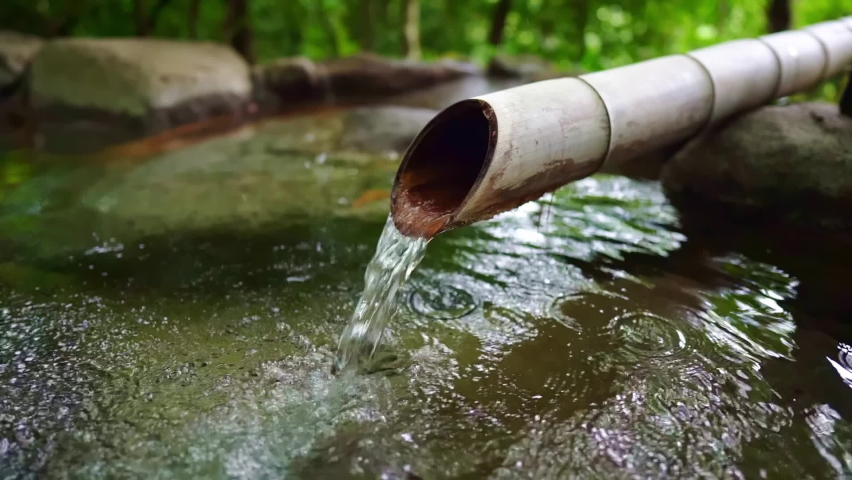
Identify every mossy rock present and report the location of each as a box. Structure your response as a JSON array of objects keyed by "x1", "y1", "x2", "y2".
[
  {"x1": 661, "y1": 102, "x2": 852, "y2": 229},
  {"x1": 253, "y1": 52, "x2": 480, "y2": 112},
  {"x1": 0, "y1": 30, "x2": 43, "y2": 92},
  {"x1": 29, "y1": 38, "x2": 252, "y2": 152}
]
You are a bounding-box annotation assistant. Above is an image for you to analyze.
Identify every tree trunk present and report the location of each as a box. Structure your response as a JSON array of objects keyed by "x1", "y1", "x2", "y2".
[
  {"x1": 402, "y1": 0, "x2": 420, "y2": 59},
  {"x1": 315, "y1": 0, "x2": 340, "y2": 57},
  {"x1": 841, "y1": 72, "x2": 852, "y2": 118},
  {"x1": 147, "y1": 0, "x2": 172, "y2": 34},
  {"x1": 283, "y1": 0, "x2": 305, "y2": 55},
  {"x1": 539, "y1": 0, "x2": 554, "y2": 38},
  {"x1": 767, "y1": 0, "x2": 791, "y2": 33},
  {"x1": 227, "y1": 0, "x2": 255, "y2": 64},
  {"x1": 572, "y1": 0, "x2": 588, "y2": 61},
  {"x1": 189, "y1": 0, "x2": 200, "y2": 38},
  {"x1": 488, "y1": 0, "x2": 512, "y2": 46},
  {"x1": 134, "y1": 0, "x2": 149, "y2": 36},
  {"x1": 134, "y1": 0, "x2": 171, "y2": 36},
  {"x1": 716, "y1": 0, "x2": 729, "y2": 31},
  {"x1": 49, "y1": 0, "x2": 88, "y2": 37},
  {"x1": 359, "y1": 0, "x2": 376, "y2": 52}
]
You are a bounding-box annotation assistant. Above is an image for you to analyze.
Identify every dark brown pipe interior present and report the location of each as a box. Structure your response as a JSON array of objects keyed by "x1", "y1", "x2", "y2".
[{"x1": 391, "y1": 100, "x2": 494, "y2": 238}]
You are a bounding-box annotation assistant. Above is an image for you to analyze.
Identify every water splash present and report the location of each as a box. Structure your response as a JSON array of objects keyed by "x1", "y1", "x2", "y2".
[{"x1": 334, "y1": 215, "x2": 429, "y2": 373}]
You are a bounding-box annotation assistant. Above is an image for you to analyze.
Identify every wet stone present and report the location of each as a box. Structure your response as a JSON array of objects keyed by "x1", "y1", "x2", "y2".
[{"x1": 29, "y1": 38, "x2": 253, "y2": 153}]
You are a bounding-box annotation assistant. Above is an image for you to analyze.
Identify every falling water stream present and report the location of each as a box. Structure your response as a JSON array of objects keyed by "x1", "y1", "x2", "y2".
[{"x1": 333, "y1": 215, "x2": 429, "y2": 373}]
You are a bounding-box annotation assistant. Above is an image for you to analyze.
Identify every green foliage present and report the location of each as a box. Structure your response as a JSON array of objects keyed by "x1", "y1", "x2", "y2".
[{"x1": 0, "y1": 0, "x2": 847, "y2": 81}]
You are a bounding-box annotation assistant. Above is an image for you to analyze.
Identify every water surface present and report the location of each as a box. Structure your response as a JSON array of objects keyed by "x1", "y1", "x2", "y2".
[{"x1": 1, "y1": 111, "x2": 852, "y2": 479}]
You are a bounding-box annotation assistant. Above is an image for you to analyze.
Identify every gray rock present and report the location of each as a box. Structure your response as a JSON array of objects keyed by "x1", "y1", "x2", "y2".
[
  {"x1": 252, "y1": 56, "x2": 316, "y2": 113},
  {"x1": 253, "y1": 52, "x2": 480, "y2": 112},
  {"x1": 661, "y1": 102, "x2": 852, "y2": 228},
  {"x1": 0, "y1": 31, "x2": 43, "y2": 145},
  {"x1": 0, "y1": 30, "x2": 43, "y2": 92},
  {"x1": 29, "y1": 38, "x2": 252, "y2": 153}
]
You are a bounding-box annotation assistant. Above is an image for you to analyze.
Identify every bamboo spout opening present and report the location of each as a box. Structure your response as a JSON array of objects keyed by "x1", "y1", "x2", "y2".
[{"x1": 390, "y1": 100, "x2": 496, "y2": 238}]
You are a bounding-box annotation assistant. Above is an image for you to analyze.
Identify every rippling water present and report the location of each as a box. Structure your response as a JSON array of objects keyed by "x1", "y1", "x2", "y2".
[{"x1": 2, "y1": 122, "x2": 852, "y2": 479}]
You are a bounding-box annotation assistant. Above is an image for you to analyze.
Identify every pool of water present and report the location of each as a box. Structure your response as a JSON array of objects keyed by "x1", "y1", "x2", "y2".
[{"x1": 2, "y1": 110, "x2": 852, "y2": 479}]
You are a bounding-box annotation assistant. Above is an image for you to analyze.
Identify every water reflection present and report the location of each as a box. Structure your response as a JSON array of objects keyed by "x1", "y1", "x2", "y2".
[{"x1": 830, "y1": 344, "x2": 852, "y2": 388}]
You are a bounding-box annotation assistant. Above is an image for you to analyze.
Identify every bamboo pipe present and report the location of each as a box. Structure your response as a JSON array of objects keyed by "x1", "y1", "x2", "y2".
[{"x1": 390, "y1": 17, "x2": 852, "y2": 239}]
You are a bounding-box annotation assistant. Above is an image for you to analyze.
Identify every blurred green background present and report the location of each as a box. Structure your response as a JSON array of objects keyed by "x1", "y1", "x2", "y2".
[
  {"x1": 1, "y1": 1, "x2": 847, "y2": 67},
  {"x1": 1, "y1": 0, "x2": 849, "y2": 103}
]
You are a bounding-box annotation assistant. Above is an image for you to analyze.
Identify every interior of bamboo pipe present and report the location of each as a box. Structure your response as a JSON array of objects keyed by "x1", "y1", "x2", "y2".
[{"x1": 391, "y1": 99, "x2": 494, "y2": 238}]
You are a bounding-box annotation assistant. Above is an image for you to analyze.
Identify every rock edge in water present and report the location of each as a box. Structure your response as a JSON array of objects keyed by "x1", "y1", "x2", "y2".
[{"x1": 0, "y1": 30, "x2": 43, "y2": 93}]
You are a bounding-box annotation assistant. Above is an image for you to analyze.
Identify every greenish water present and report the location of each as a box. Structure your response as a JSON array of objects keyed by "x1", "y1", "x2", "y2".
[{"x1": 2, "y1": 112, "x2": 852, "y2": 479}]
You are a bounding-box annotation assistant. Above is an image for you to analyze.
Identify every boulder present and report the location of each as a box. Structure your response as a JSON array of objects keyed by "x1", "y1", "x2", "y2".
[
  {"x1": 253, "y1": 52, "x2": 480, "y2": 112},
  {"x1": 660, "y1": 102, "x2": 852, "y2": 229},
  {"x1": 0, "y1": 30, "x2": 43, "y2": 94},
  {"x1": 29, "y1": 38, "x2": 253, "y2": 153},
  {"x1": 252, "y1": 56, "x2": 317, "y2": 112},
  {"x1": 0, "y1": 31, "x2": 43, "y2": 145}
]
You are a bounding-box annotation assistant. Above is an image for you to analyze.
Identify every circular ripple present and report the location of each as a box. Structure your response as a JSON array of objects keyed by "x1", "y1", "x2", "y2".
[
  {"x1": 612, "y1": 310, "x2": 687, "y2": 363},
  {"x1": 546, "y1": 291, "x2": 690, "y2": 371},
  {"x1": 547, "y1": 291, "x2": 626, "y2": 333},
  {"x1": 408, "y1": 284, "x2": 478, "y2": 320}
]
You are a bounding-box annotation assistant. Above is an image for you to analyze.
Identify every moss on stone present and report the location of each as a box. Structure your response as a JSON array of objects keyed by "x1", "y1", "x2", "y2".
[{"x1": 30, "y1": 38, "x2": 251, "y2": 117}]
